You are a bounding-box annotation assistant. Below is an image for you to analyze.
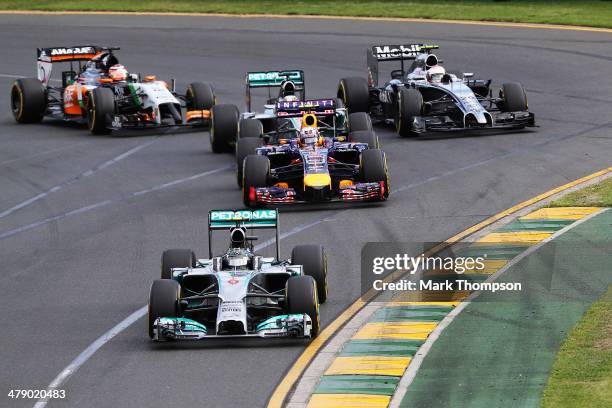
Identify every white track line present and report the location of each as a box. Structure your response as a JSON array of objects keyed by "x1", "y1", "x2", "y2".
[
  {"x1": 0, "y1": 138, "x2": 158, "y2": 219},
  {"x1": 388, "y1": 208, "x2": 608, "y2": 408}
]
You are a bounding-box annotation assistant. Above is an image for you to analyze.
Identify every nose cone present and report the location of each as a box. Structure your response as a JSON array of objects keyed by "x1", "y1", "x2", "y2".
[{"x1": 304, "y1": 173, "x2": 331, "y2": 189}]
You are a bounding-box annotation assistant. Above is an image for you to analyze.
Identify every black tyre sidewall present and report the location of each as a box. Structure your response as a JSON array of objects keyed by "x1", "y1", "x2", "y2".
[
  {"x1": 291, "y1": 245, "x2": 328, "y2": 304},
  {"x1": 242, "y1": 154, "x2": 270, "y2": 207},
  {"x1": 12, "y1": 78, "x2": 46, "y2": 123},
  {"x1": 396, "y1": 88, "x2": 423, "y2": 137},
  {"x1": 148, "y1": 279, "x2": 180, "y2": 338},
  {"x1": 501, "y1": 82, "x2": 527, "y2": 112},
  {"x1": 161, "y1": 249, "x2": 196, "y2": 279},
  {"x1": 210, "y1": 104, "x2": 239, "y2": 153},
  {"x1": 350, "y1": 130, "x2": 379, "y2": 149},
  {"x1": 348, "y1": 112, "x2": 373, "y2": 133},
  {"x1": 87, "y1": 87, "x2": 114, "y2": 135},
  {"x1": 286, "y1": 276, "x2": 320, "y2": 338},
  {"x1": 360, "y1": 149, "x2": 390, "y2": 198},
  {"x1": 238, "y1": 118, "x2": 264, "y2": 139},
  {"x1": 338, "y1": 77, "x2": 369, "y2": 113},
  {"x1": 187, "y1": 82, "x2": 215, "y2": 110},
  {"x1": 236, "y1": 138, "x2": 264, "y2": 187}
]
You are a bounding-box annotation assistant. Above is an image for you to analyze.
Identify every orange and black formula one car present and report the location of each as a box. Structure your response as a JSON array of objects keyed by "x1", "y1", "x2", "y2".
[{"x1": 10, "y1": 45, "x2": 217, "y2": 135}]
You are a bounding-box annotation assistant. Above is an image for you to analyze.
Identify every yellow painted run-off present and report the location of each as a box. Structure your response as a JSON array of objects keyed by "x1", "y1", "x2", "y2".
[
  {"x1": 520, "y1": 207, "x2": 601, "y2": 220},
  {"x1": 324, "y1": 356, "x2": 412, "y2": 376},
  {"x1": 477, "y1": 231, "x2": 552, "y2": 244},
  {"x1": 352, "y1": 322, "x2": 438, "y2": 340},
  {"x1": 308, "y1": 394, "x2": 391, "y2": 408},
  {"x1": 0, "y1": 10, "x2": 612, "y2": 33}
]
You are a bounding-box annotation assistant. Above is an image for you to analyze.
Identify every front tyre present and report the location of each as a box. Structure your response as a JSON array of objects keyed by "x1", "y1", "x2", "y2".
[
  {"x1": 236, "y1": 138, "x2": 263, "y2": 187},
  {"x1": 292, "y1": 245, "x2": 328, "y2": 304},
  {"x1": 286, "y1": 276, "x2": 320, "y2": 338},
  {"x1": 348, "y1": 112, "x2": 373, "y2": 133},
  {"x1": 148, "y1": 279, "x2": 181, "y2": 339},
  {"x1": 360, "y1": 148, "x2": 390, "y2": 200},
  {"x1": 238, "y1": 118, "x2": 264, "y2": 139},
  {"x1": 396, "y1": 88, "x2": 422, "y2": 137},
  {"x1": 11, "y1": 78, "x2": 46, "y2": 123},
  {"x1": 161, "y1": 249, "x2": 196, "y2": 279},
  {"x1": 338, "y1": 77, "x2": 369, "y2": 113},
  {"x1": 210, "y1": 104, "x2": 239, "y2": 153},
  {"x1": 350, "y1": 130, "x2": 379, "y2": 149},
  {"x1": 86, "y1": 87, "x2": 114, "y2": 135},
  {"x1": 242, "y1": 154, "x2": 270, "y2": 207},
  {"x1": 501, "y1": 82, "x2": 528, "y2": 112}
]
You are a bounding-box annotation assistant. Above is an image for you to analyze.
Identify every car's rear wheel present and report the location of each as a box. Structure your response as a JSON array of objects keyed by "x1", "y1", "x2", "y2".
[
  {"x1": 348, "y1": 112, "x2": 373, "y2": 132},
  {"x1": 361, "y1": 148, "x2": 390, "y2": 199},
  {"x1": 186, "y1": 82, "x2": 215, "y2": 110},
  {"x1": 350, "y1": 130, "x2": 379, "y2": 149},
  {"x1": 396, "y1": 88, "x2": 422, "y2": 137},
  {"x1": 501, "y1": 82, "x2": 528, "y2": 112},
  {"x1": 338, "y1": 77, "x2": 369, "y2": 113},
  {"x1": 291, "y1": 245, "x2": 328, "y2": 304},
  {"x1": 236, "y1": 138, "x2": 264, "y2": 187},
  {"x1": 148, "y1": 279, "x2": 181, "y2": 339},
  {"x1": 86, "y1": 87, "x2": 115, "y2": 135},
  {"x1": 242, "y1": 154, "x2": 270, "y2": 207},
  {"x1": 286, "y1": 275, "x2": 320, "y2": 338},
  {"x1": 210, "y1": 104, "x2": 239, "y2": 153},
  {"x1": 161, "y1": 249, "x2": 196, "y2": 279},
  {"x1": 11, "y1": 78, "x2": 46, "y2": 123}
]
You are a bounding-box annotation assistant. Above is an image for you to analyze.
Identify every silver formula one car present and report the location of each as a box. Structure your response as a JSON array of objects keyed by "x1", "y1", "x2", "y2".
[
  {"x1": 148, "y1": 209, "x2": 327, "y2": 341},
  {"x1": 338, "y1": 44, "x2": 535, "y2": 136}
]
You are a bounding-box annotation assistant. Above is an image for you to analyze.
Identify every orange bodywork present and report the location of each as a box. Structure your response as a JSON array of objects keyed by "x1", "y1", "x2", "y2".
[
  {"x1": 63, "y1": 84, "x2": 89, "y2": 116},
  {"x1": 186, "y1": 110, "x2": 211, "y2": 122}
]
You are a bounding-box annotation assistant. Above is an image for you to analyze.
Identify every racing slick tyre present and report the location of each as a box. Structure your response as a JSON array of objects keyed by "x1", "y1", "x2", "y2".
[
  {"x1": 148, "y1": 279, "x2": 181, "y2": 339},
  {"x1": 236, "y1": 138, "x2": 264, "y2": 187},
  {"x1": 291, "y1": 245, "x2": 328, "y2": 304},
  {"x1": 11, "y1": 78, "x2": 46, "y2": 123},
  {"x1": 161, "y1": 249, "x2": 196, "y2": 279},
  {"x1": 501, "y1": 82, "x2": 528, "y2": 112},
  {"x1": 338, "y1": 77, "x2": 369, "y2": 113},
  {"x1": 286, "y1": 276, "x2": 320, "y2": 338},
  {"x1": 86, "y1": 87, "x2": 114, "y2": 135},
  {"x1": 238, "y1": 118, "x2": 264, "y2": 139},
  {"x1": 242, "y1": 154, "x2": 270, "y2": 207},
  {"x1": 350, "y1": 130, "x2": 380, "y2": 149},
  {"x1": 360, "y1": 148, "x2": 390, "y2": 200},
  {"x1": 210, "y1": 104, "x2": 239, "y2": 153},
  {"x1": 396, "y1": 88, "x2": 423, "y2": 137},
  {"x1": 186, "y1": 82, "x2": 215, "y2": 110},
  {"x1": 348, "y1": 112, "x2": 373, "y2": 133}
]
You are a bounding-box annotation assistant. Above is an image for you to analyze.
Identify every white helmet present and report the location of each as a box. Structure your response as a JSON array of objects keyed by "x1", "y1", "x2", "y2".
[
  {"x1": 300, "y1": 126, "x2": 320, "y2": 148},
  {"x1": 427, "y1": 65, "x2": 446, "y2": 83}
]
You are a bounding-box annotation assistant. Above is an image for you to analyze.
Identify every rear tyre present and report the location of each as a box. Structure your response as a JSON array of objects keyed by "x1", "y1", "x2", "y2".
[
  {"x1": 238, "y1": 118, "x2": 263, "y2": 139},
  {"x1": 291, "y1": 245, "x2": 328, "y2": 304},
  {"x1": 348, "y1": 112, "x2": 373, "y2": 133},
  {"x1": 186, "y1": 82, "x2": 215, "y2": 110},
  {"x1": 338, "y1": 77, "x2": 369, "y2": 113},
  {"x1": 161, "y1": 249, "x2": 196, "y2": 279},
  {"x1": 236, "y1": 138, "x2": 264, "y2": 187},
  {"x1": 86, "y1": 87, "x2": 114, "y2": 135},
  {"x1": 396, "y1": 88, "x2": 422, "y2": 137},
  {"x1": 210, "y1": 104, "x2": 239, "y2": 153},
  {"x1": 286, "y1": 276, "x2": 320, "y2": 338},
  {"x1": 360, "y1": 148, "x2": 390, "y2": 199},
  {"x1": 148, "y1": 279, "x2": 181, "y2": 339},
  {"x1": 10, "y1": 78, "x2": 46, "y2": 123},
  {"x1": 350, "y1": 130, "x2": 379, "y2": 149},
  {"x1": 242, "y1": 154, "x2": 270, "y2": 207},
  {"x1": 501, "y1": 82, "x2": 527, "y2": 112}
]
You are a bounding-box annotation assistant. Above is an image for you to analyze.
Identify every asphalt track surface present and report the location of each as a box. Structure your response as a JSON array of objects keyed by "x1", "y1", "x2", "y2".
[{"x1": 0, "y1": 14, "x2": 611, "y2": 408}]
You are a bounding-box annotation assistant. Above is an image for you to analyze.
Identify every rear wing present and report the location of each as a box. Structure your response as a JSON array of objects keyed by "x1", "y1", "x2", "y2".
[
  {"x1": 245, "y1": 70, "x2": 305, "y2": 111},
  {"x1": 367, "y1": 44, "x2": 438, "y2": 87},
  {"x1": 36, "y1": 45, "x2": 119, "y2": 86},
  {"x1": 208, "y1": 209, "x2": 280, "y2": 259},
  {"x1": 276, "y1": 98, "x2": 335, "y2": 118}
]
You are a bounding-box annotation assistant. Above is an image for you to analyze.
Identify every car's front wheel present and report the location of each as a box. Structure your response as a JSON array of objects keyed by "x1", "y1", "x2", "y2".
[
  {"x1": 286, "y1": 275, "x2": 320, "y2": 338},
  {"x1": 242, "y1": 154, "x2": 270, "y2": 207},
  {"x1": 148, "y1": 279, "x2": 181, "y2": 339},
  {"x1": 292, "y1": 245, "x2": 328, "y2": 304}
]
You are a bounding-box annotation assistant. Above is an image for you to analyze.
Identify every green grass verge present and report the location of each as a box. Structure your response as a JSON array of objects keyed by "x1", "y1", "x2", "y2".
[
  {"x1": 0, "y1": 1, "x2": 611, "y2": 29},
  {"x1": 541, "y1": 287, "x2": 612, "y2": 408},
  {"x1": 547, "y1": 177, "x2": 612, "y2": 208}
]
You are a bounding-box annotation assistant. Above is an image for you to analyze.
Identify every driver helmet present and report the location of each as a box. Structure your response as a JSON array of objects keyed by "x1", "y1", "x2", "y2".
[
  {"x1": 426, "y1": 65, "x2": 446, "y2": 83},
  {"x1": 280, "y1": 80, "x2": 296, "y2": 97},
  {"x1": 80, "y1": 66, "x2": 101, "y2": 84},
  {"x1": 300, "y1": 126, "x2": 320, "y2": 148},
  {"x1": 108, "y1": 64, "x2": 128, "y2": 81}
]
